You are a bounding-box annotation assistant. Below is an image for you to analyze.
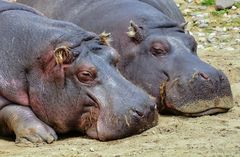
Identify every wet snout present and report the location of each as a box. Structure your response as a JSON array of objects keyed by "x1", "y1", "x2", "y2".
[
  {"x1": 163, "y1": 54, "x2": 233, "y2": 116},
  {"x1": 130, "y1": 98, "x2": 156, "y2": 120}
]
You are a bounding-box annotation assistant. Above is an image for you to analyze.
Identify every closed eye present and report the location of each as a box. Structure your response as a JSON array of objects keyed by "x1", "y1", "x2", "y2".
[{"x1": 150, "y1": 42, "x2": 169, "y2": 56}]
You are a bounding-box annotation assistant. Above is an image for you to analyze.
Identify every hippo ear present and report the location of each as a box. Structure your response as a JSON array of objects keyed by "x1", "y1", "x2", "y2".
[
  {"x1": 54, "y1": 46, "x2": 74, "y2": 65},
  {"x1": 179, "y1": 22, "x2": 189, "y2": 34},
  {"x1": 99, "y1": 31, "x2": 112, "y2": 46},
  {"x1": 126, "y1": 20, "x2": 144, "y2": 42}
]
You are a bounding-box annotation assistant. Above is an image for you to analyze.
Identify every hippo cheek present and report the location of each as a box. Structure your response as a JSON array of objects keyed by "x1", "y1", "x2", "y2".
[
  {"x1": 160, "y1": 73, "x2": 233, "y2": 116},
  {"x1": 79, "y1": 105, "x2": 100, "y2": 139}
]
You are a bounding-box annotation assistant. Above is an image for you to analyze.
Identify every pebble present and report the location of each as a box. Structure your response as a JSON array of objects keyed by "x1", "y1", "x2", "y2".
[
  {"x1": 233, "y1": 27, "x2": 240, "y2": 31},
  {"x1": 231, "y1": 6, "x2": 237, "y2": 10},
  {"x1": 226, "y1": 47, "x2": 235, "y2": 51},
  {"x1": 198, "y1": 45, "x2": 204, "y2": 49},
  {"x1": 198, "y1": 37, "x2": 207, "y2": 42},
  {"x1": 90, "y1": 148, "x2": 95, "y2": 152},
  {"x1": 236, "y1": 39, "x2": 240, "y2": 44},
  {"x1": 198, "y1": 32, "x2": 206, "y2": 37},
  {"x1": 199, "y1": 6, "x2": 207, "y2": 10},
  {"x1": 199, "y1": 23, "x2": 209, "y2": 28},
  {"x1": 183, "y1": 9, "x2": 192, "y2": 15},
  {"x1": 215, "y1": 0, "x2": 235, "y2": 10}
]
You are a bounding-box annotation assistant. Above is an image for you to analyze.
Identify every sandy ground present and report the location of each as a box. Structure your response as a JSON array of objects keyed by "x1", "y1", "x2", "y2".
[{"x1": 0, "y1": 1, "x2": 240, "y2": 157}]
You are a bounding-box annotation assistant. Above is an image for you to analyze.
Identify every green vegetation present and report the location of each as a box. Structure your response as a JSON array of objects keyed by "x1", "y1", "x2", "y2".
[
  {"x1": 211, "y1": 9, "x2": 229, "y2": 16},
  {"x1": 234, "y1": 2, "x2": 240, "y2": 8},
  {"x1": 201, "y1": 0, "x2": 215, "y2": 6}
]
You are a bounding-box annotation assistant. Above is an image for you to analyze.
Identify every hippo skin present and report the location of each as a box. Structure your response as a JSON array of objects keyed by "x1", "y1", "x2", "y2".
[
  {"x1": 0, "y1": 1, "x2": 158, "y2": 144},
  {"x1": 18, "y1": 0, "x2": 234, "y2": 116}
]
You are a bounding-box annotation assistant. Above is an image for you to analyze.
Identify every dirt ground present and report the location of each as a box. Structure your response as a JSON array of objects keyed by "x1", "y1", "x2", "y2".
[{"x1": 0, "y1": 1, "x2": 240, "y2": 157}]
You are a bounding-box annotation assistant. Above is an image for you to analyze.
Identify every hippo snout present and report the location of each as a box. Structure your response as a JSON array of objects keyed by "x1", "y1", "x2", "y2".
[
  {"x1": 130, "y1": 97, "x2": 157, "y2": 117},
  {"x1": 129, "y1": 100, "x2": 157, "y2": 125},
  {"x1": 93, "y1": 96, "x2": 158, "y2": 141},
  {"x1": 162, "y1": 66, "x2": 233, "y2": 116}
]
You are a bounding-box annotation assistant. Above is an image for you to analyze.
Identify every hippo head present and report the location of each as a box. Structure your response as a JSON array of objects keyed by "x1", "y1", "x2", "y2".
[
  {"x1": 118, "y1": 21, "x2": 233, "y2": 116},
  {"x1": 28, "y1": 32, "x2": 157, "y2": 141}
]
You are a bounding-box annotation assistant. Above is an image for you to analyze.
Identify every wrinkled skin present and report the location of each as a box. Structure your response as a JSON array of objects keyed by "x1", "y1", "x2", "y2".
[
  {"x1": 0, "y1": 1, "x2": 158, "y2": 144},
  {"x1": 18, "y1": 0, "x2": 234, "y2": 116}
]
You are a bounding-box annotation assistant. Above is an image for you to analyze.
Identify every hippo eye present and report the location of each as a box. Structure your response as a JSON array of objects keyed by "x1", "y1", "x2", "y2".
[
  {"x1": 77, "y1": 70, "x2": 96, "y2": 84},
  {"x1": 150, "y1": 42, "x2": 168, "y2": 56}
]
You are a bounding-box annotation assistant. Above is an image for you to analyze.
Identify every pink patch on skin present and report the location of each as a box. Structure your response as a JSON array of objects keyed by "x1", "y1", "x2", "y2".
[
  {"x1": 10, "y1": 79, "x2": 29, "y2": 106},
  {"x1": 16, "y1": 91, "x2": 29, "y2": 106},
  {"x1": 165, "y1": 101, "x2": 176, "y2": 109}
]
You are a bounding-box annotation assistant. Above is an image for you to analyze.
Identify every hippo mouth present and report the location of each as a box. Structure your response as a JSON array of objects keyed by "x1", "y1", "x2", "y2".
[
  {"x1": 164, "y1": 101, "x2": 232, "y2": 117},
  {"x1": 79, "y1": 92, "x2": 101, "y2": 139},
  {"x1": 179, "y1": 107, "x2": 229, "y2": 117},
  {"x1": 158, "y1": 81, "x2": 233, "y2": 116}
]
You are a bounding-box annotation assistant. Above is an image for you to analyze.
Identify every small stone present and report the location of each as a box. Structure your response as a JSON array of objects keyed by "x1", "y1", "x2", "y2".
[
  {"x1": 198, "y1": 45, "x2": 204, "y2": 49},
  {"x1": 198, "y1": 32, "x2": 205, "y2": 37},
  {"x1": 226, "y1": 47, "x2": 235, "y2": 51},
  {"x1": 233, "y1": 27, "x2": 240, "y2": 31},
  {"x1": 183, "y1": 9, "x2": 192, "y2": 15},
  {"x1": 207, "y1": 38, "x2": 213, "y2": 43},
  {"x1": 198, "y1": 23, "x2": 208, "y2": 28},
  {"x1": 231, "y1": 6, "x2": 237, "y2": 10},
  {"x1": 199, "y1": 6, "x2": 207, "y2": 10},
  {"x1": 90, "y1": 148, "x2": 95, "y2": 152},
  {"x1": 215, "y1": 0, "x2": 234, "y2": 10},
  {"x1": 236, "y1": 39, "x2": 240, "y2": 44},
  {"x1": 223, "y1": 13, "x2": 228, "y2": 17}
]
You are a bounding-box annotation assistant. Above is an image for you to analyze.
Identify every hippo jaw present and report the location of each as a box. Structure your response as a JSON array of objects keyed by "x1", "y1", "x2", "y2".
[{"x1": 164, "y1": 96, "x2": 233, "y2": 117}]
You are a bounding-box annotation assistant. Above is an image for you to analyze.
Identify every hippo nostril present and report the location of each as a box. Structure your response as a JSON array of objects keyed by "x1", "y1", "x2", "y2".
[
  {"x1": 131, "y1": 108, "x2": 144, "y2": 118},
  {"x1": 219, "y1": 73, "x2": 225, "y2": 82},
  {"x1": 150, "y1": 103, "x2": 157, "y2": 112},
  {"x1": 198, "y1": 72, "x2": 209, "y2": 80}
]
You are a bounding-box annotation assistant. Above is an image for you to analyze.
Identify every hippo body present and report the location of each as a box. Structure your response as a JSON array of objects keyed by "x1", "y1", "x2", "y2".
[
  {"x1": 17, "y1": 0, "x2": 233, "y2": 116},
  {"x1": 0, "y1": 1, "x2": 158, "y2": 143}
]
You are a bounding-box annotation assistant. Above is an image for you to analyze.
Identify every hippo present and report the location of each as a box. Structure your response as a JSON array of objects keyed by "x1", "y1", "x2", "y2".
[
  {"x1": 18, "y1": 0, "x2": 234, "y2": 116},
  {"x1": 0, "y1": 1, "x2": 158, "y2": 144}
]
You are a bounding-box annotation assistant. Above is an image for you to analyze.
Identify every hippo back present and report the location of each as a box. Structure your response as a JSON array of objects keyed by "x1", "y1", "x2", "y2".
[
  {"x1": 138, "y1": 0, "x2": 185, "y2": 23},
  {"x1": 0, "y1": 0, "x2": 41, "y2": 15}
]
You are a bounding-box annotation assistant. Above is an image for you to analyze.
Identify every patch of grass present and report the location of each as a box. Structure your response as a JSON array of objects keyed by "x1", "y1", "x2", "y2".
[
  {"x1": 204, "y1": 28, "x2": 213, "y2": 33},
  {"x1": 211, "y1": 9, "x2": 229, "y2": 16},
  {"x1": 201, "y1": 0, "x2": 215, "y2": 6},
  {"x1": 234, "y1": 2, "x2": 240, "y2": 8}
]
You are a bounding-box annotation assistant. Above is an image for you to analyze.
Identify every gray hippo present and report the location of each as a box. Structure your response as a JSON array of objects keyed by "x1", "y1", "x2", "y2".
[
  {"x1": 18, "y1": 0, "x2": 233, "y2": 116},
  {"x1": 0, "y1": 1, "x2": 158, "y2": 143}
]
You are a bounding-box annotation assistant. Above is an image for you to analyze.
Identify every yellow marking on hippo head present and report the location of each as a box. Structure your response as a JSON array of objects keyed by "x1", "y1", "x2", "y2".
[
  {"x1": 127, "y1": 20, "x2": 144, "y2": 42},
  {"x1": 54, "y1": 46, "x2": 72, "y2": 64},
  {"x1": 99, "y1": 31, "x2": 112, "y2": 46}
]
